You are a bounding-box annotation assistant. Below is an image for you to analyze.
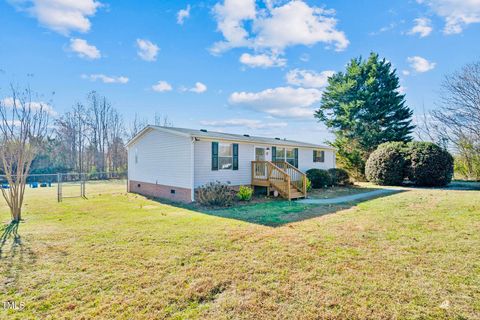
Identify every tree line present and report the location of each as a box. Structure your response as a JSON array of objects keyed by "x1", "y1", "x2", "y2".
[{"x1": 30, "y1": 91, "x2": 173, "y2": 176}]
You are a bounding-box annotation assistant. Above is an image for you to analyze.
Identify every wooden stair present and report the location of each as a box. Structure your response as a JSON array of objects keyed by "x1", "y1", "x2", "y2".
[
  {"x1": 270, "y1": 181, "x2": 305, "y2": 199},
  {"x1": 251, "y1": 161, "x2": 307, "y2": 200},
  {"x1": 289, "y1": 188, "x2": 305, "y2": 200}
]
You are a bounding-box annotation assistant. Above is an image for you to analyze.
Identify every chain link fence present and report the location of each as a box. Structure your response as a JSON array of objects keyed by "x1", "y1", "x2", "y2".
[{"x1": 0, "y1": 172, "x2": 128, "y2": 202}]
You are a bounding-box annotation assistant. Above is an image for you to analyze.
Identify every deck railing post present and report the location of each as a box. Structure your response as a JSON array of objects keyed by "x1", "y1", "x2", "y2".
[
  {"x1": 287, "y1": 175, "x2": 291, "y2": 200},
  {"x1": 251, "y1": 161, "x2": 254, "y2": 181}
]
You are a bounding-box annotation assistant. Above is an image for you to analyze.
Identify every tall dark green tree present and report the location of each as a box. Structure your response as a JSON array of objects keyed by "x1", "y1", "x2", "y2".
[{"x1": 315, "y1": 53, "x2": 414, "y2": 179}]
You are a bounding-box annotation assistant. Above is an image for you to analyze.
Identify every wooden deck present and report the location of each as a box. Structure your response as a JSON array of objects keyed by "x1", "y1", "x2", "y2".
[{"x1": 251, "y1": 161, "x2": 307, "y2": 200}]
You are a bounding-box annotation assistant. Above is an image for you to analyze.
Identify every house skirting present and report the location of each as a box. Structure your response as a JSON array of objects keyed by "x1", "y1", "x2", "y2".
[{"x1": 129, "y1": 180, "x2": 192, "y2": 203}]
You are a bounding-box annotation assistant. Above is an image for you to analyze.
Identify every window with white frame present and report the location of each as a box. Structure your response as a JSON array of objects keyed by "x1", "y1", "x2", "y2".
[
  {"x1": 285, "y1": 148, "x2": 295, "y2": 166},
  {"x1": 275, "y1": 147, "x2": 296, "y2": 166},
  {"x1": 276, "y1": 147, "x2": 285, "y2": 161},
  {"x1": 218, "y1": 143, "x2": 233, "y2": 170},
  {"x1": 313, "y1": 150, "x2": 325, "y2": 162}
]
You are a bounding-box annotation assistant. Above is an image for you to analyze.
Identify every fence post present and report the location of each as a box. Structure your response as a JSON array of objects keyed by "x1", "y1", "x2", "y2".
[{"x1": 57, "y1": 173, "x2": 62, "y2": 202}]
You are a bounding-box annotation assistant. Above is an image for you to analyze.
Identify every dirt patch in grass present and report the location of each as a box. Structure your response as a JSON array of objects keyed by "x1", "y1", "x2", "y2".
[{"x1": 308, "y1": 184, "x2": 379, "y2": 199}]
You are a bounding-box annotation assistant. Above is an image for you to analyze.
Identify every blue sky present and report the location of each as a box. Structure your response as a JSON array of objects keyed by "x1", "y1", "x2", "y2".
[{"x1": 1, "y1": 0, "x2": 479, "y2": 143}]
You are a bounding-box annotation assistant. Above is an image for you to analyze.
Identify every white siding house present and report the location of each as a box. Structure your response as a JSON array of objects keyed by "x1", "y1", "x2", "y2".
[
  {"x1": 194, "y1": 140, "x2": 254, "y2": 188},
  {"x1": 127, "y1": 126, "x2": 336, "y2": 203}
]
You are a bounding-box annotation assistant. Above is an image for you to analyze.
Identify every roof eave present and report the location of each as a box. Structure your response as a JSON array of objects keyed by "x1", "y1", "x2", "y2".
[{"x1": 191, "y1": 135, "x2": 335, "y2": 150}]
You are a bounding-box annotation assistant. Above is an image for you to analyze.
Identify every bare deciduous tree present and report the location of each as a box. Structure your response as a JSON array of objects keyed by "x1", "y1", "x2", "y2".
[
  {"x1": 154, "y1": 112, "x2": 173, "y2": 127},
  {"x1": 128, "y1": 113, "x2": 148, "y2": 140},
  {"x1": 427, "y1": 61, "x2": 480, "y2": 179},
  {"x1": 0, "y1": 85, "x2": 49, "y2": 222}
]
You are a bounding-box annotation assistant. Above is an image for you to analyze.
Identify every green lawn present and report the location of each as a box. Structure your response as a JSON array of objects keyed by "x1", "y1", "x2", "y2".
[{"x1": 1, "y1": 183, "x2": 479, "y2": 319}]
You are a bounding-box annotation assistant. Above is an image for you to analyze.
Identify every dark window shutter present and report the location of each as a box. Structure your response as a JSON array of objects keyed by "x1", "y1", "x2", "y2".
[
  {"x1": 320, "y1": 151, "x2": 325, "y2": 162},
  {"x1": 212, "y1": 142, "x2": 218, "y2": 170},
  {"x1": 233, "y1": 143, "x2": 239, "y2": 170},
  {"x1": 272, "y1": 146, "x2": 276, "y2": 162},
  {"x1": 313, "y1": 150, "x2": 317, "y2": 162},
  {"x1": 294, "y1": 148, "x2": 299, "y2": 168}
]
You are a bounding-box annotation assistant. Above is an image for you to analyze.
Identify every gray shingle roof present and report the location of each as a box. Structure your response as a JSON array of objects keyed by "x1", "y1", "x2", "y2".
[{"x1": 150, "y1": 125, "x2": 334, "y2": 150}]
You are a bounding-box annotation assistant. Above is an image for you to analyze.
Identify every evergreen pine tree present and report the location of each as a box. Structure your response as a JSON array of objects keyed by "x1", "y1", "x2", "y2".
[{"x1": 315, "y1": 53, "x2": 414, "y2": 179}]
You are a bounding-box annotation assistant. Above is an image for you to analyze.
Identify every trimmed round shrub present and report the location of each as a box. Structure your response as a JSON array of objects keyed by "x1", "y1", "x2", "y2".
[
  {"x1": 328, "y1": 168, "x2": 351, "y2": 186},
  {"x1": 306, "y1": 169, "x2": 332, "y2": 188},
  {"x1": 365, "y1": 142, "x2": 407, "y2": 186},
  {"x1": 405, "y1": 142, "x2": 454, "y2": 187},
  {"x1": 197, "y1": 181, "x2": 234, "y2": 207}
]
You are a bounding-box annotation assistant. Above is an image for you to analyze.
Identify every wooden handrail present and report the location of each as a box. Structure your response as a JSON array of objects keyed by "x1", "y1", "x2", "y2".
[
  {"x1": 273, "y1": 161, "x2": 304, "y2": 175},
  {"x1": 273, "y1": 161, "x2": 307, "y2": 194},
  {"x1": 251, "y1": 161, "x2": 307, "y2": 200}
]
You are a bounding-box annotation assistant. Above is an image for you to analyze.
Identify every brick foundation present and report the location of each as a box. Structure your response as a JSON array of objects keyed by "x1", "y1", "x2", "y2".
[{"x1": 129, "y1": 180, "x2": 192, "y2": 203}]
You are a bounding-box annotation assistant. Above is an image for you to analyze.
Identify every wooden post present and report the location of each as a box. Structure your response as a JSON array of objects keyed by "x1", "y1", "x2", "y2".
[
  {"x1": 251, "y1": 161, "x2": 254, "y2": 182},
  {"x1": 287, "y1": 175, "x2": 291, "y2": 200}
]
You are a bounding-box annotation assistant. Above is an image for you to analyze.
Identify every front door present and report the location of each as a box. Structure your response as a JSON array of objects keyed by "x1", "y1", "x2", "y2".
[{"x1": 255, "y1": 147, "x2": 267, "y2": 177}]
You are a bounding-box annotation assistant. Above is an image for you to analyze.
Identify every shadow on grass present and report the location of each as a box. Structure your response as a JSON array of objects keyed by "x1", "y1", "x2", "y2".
[
  {"x1": 149, "y1": 190, "x2": 406, "y2": 227},
  {"x1": 0, "y1": 221, "x2": 37, "y2": 290},
  {"x1": 0, "y1": 221, "x2": 21, "y2": 255}
]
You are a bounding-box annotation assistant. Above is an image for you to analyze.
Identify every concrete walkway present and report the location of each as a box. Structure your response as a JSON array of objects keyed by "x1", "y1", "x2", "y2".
[{"x1": 298, "y1": 188, "x2": 401, "y2": 205}]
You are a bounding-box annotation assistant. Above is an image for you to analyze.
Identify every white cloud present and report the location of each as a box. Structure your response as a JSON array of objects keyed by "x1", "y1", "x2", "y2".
[
  {"x1": 409, "y1": 17, "x2": 433, "y2": 37},
  {"x1": 81, "y1": 74, "x2": 129, "y2": 84},
  {"x1": 239, "y1": 52, "x2": 286, "y2": 68},
  {"x1": 136, "y1": 39, "x2": 159, "y2": 62},
  {"x1": 177, "y1": 4, "x2": 191, "y2": 25},
  {"x1": 229, "y1": 86, "x2": 322, "y2": 118},
  {"x1": 286, "y1": 69, "x2": 335, "y2": 88},
  {"x1": 417, "y1": 0, "x2": 480, "y2": 34},
  {"x1": 402, "y1": 70, "x2": 411, "y2": 76},
  {"x1": 369, "y1": 22, "x2": 398, "y2": 36},
  {"x1": 254, "y1": 1, "x2": 349, "y2": 51},
  {"x1": 1, "y1": 97, "x2": 56, "y2": 115},
  {"x1": 190, "y1": 82, "x2": 207, "y2": 93},
  {"x1": 211, "y1": 0, "x2": 349, "y2": 54},
  {"x1": 211, "y1": 0, "x2": 256, "y2": 54},
  {"x1": 407, "y1": 56, "x2": 436, "y2": 72},
  {"x1": 9, "y1": 0, "x2": 102, "y2": 35},
  {"x1": 200, "y1": 118, "x2": 288, "y2": 129},
  {"x1": 69, "y1": 38, "x2": 101, "y2": 59},
  {"x1": 152, "y1": 81, "x2": 173, "y2": 92}
]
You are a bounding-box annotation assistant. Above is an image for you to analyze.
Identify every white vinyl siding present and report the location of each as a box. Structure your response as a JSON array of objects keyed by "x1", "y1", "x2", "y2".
[
  {"x1": 127, "y1": 127, "x2": 336, "y2": 192},
  {"x1": 298, "y1": 148, "x2": 335, "y2": 172},
  {"x1": 127, "y1": 129, "x2": 192, "y2": 189},
  {"x1": 194, "y1": 140, "x2": 253, "y2": 188}
]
